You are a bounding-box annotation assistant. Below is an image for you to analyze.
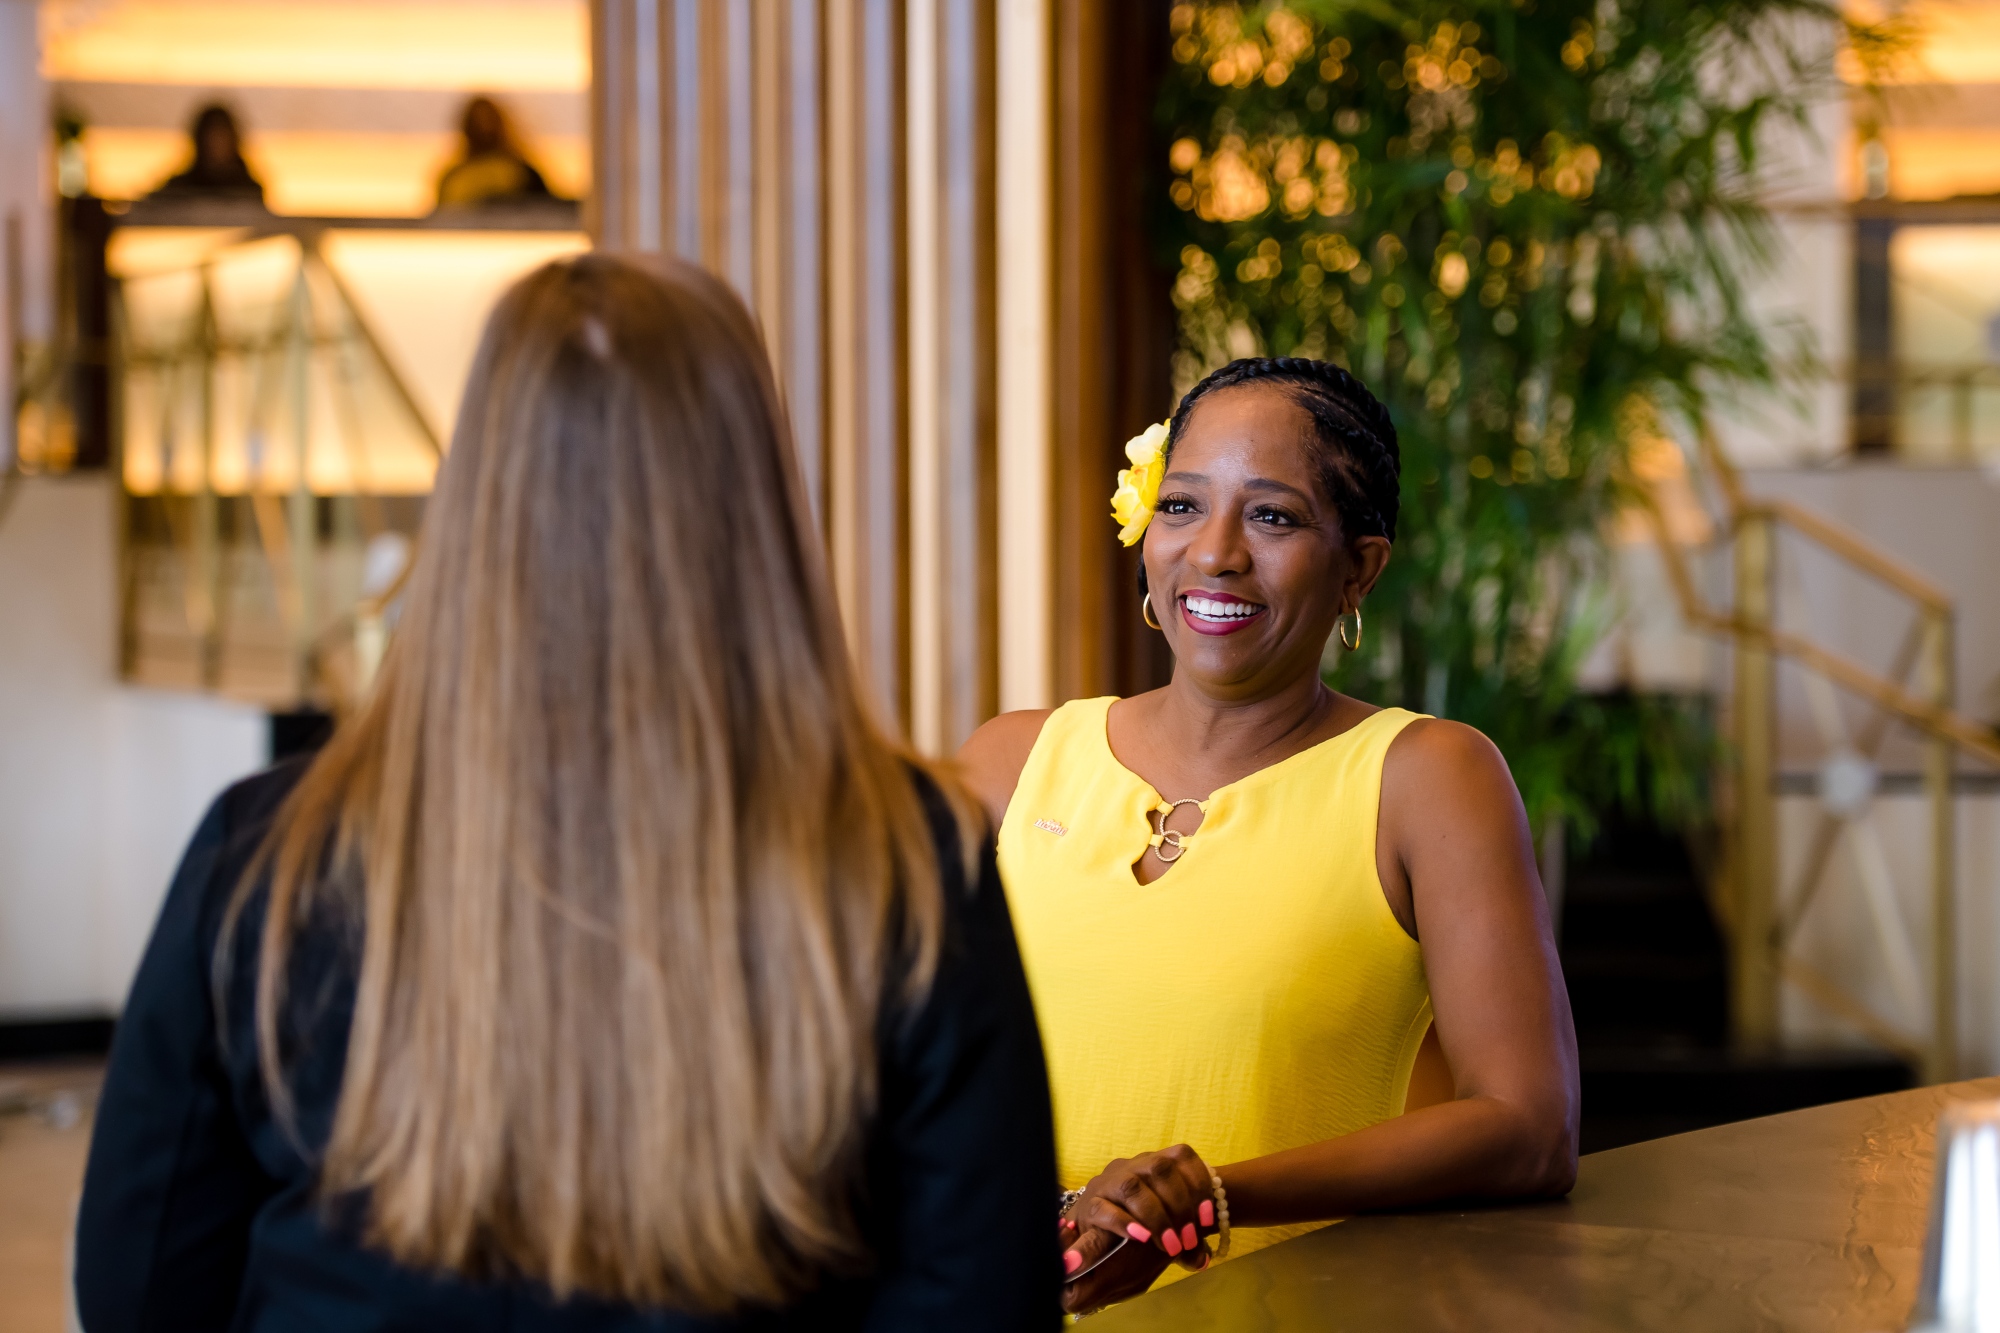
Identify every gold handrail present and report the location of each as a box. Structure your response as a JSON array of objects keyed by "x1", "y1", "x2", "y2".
[
  {"x1": 1778, "y1": 955, "x2": 1928, "y2": 1065},
  {"x1": 1695, "y1": 429, "x2": 1953, "y2": 608},
  {"x1": 1745, "y1": 499, "x2": 1950, "y2": 613},
  {"x1": 1638, "y1": 423, "x2": 1994, "y2": 1083},
  {"x1": 1655, "y1": 430, "x2": 1998, "y2": 764},
  {"x1": 1695, "y1": 429, "x2": 1943, "y2": 605}
]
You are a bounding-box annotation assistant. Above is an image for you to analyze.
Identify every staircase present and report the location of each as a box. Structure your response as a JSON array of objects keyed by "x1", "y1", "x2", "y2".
[
  {"x1": 1590, "y1": 426, "x2": 2000, "y2": 1140},
  {"x1": 1562, "y1": 814, "x2": 1913, "y2": 1154}
]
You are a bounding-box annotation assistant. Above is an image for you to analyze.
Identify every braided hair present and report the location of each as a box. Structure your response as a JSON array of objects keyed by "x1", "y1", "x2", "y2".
[{"x1": 1162, "y1": 356, "x2": 1400, "y2": 545}]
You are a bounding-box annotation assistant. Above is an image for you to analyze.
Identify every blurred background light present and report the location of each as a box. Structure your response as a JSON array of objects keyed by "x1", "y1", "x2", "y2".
[
  {"x1": 40, "y1": 1, "x2": 587, "y2": 91},
  {"x1": 1846, "y1": 0, "x2": 2000, "y2": 201}
]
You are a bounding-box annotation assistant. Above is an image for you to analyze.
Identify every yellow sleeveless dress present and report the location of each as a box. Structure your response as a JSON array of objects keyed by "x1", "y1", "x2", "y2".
[{"x1": 998, "y1": 696, "x2": 1432, "y2": 1275}]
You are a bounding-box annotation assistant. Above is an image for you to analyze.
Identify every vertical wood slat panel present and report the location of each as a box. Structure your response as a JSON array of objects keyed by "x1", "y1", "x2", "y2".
[
  {"x1": 587, "y1": 0, "x2": 618, "y2": 243},
  {"x1": 668, "y1": 0, "x2": 701, "y2": 256},
  {"x1": 907, "y1": 0, "x2": 997, "y2": 755},
  {"x1": 907, "y1": 0, "x2": 942, "y2": 751},
  {"x1": 638, "y1": 0, "x2": 666, "y2": 250},
  {"x1": 1050, "y1": 0, "x2": 1107, "y2": 705},
  {"x1": 1099, "y1": 0, "x2": 1177, "y2": 697},
  {"x1": 823, "y1": 0, "x2": 861, "y2": 695},
  {"x1": 748, "y1": 0, "x2": 824, "y2": 520},
  {"x1": 782, "y1": 0, "x2": 824, "y2": 518},
  {"x1": 694, "y1": 0, "x2": 724, "y2": 264},
  {"x1": 591, "y1": 0, "x2": 1027, "y2": 741},
  {"x1": 592, "y1": 0, "x2": 670, "y2": 251},
  {"x1": 822, "y1": 0, "x2": 907, "y2": 729},
  {"x1": 937, "y1": 0, "x2": 997, "y2": 747},
  {"x1": 1050, "y1": 0, "x2": 1177, "y2": 700},
  {"x1": 996, "y1": 0, "x2": 1053, "y2": 713},
  {"x1": 596, "y1": 3, "x2": 829, "y2": 536},
  {"x1": 719, "y1": 0, "x2": 756, "y2": 297},
  {"x1": 859, "y1": 0, "x2": 908, "y2": 731},
  {"x1": 689, "y1": 0, "x2": 751, "y2": 285}
]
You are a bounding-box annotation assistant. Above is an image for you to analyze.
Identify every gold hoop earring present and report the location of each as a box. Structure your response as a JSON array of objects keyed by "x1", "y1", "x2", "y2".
[
  {"x1": 1142, "y1": 594, "x2": 1163, "y2": 631},
  {"x1": 1338, "y1": 606, "x2": 1363, "y2": 652}
]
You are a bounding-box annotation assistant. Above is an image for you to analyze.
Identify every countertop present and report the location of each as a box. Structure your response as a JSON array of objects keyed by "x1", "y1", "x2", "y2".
[{"x1": 1092, "y1": 1075, "x2": 2000, "y2": 1331}]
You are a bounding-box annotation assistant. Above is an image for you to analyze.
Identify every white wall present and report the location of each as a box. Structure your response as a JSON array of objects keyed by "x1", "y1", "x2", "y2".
[
  {"x1": 1780, "y1": 791, "x2": 2000, "y2": 1077},
  {"x1": 0, "y1": 4, "x2": 265, "y2": 1016},
  {"x1": 1705, "y1": 205, "x2": 1853, "y2": 466},
  {"x1": 0, "y1": 475, "x2": 265, "y2": 1016},
  {"x1": 1742, "y1": 465, "x2": 2000, "y2": 767},
  {"x1": 1707, "y1": 19, "x2": 1853, "y2": 468}
]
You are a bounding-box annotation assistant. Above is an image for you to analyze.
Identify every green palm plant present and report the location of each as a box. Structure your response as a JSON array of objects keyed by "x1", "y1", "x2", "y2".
[{"x1": 1156, "y1": 0, "x2": 1871, "y2": 839}]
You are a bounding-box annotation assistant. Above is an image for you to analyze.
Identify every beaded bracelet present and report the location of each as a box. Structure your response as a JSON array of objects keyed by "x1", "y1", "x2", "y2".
[{"x1": 1208, "y1": 1173, "x2": 1231, "y2": 1259}]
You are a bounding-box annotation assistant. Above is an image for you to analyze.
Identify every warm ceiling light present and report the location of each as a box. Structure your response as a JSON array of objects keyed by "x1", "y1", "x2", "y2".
[{"x1": 42, "y1": 1, "x2": 588, "y2": 91}]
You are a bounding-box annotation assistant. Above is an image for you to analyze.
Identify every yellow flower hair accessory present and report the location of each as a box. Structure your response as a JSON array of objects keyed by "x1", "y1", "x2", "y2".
[{"x1": 1111, "y1": 419, "x2": 1171, "y2": 546}]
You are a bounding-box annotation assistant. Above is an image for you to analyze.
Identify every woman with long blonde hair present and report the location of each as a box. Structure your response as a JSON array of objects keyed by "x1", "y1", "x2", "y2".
[{"x1": 76, "y1": 254, "x2": 1058, "y2": 1330}]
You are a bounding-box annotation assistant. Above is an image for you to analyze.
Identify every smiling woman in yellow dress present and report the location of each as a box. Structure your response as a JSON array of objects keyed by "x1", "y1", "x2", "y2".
[{"x1": 959, "y1": 357, "x2": 1580, "y2": 1315}]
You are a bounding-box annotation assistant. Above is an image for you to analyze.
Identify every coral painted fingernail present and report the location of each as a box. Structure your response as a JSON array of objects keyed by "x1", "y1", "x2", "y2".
[
  {"x1": 1064, "y1": 1248, "x2": 1083, "y2": 1274},
  {"x1": 1126, "y1": 1223, "x2": 1152, "y2": 1244},
  {"x1": 1161, "y1": 1228, "x2": 1183, "y2": 1256},
  {"x1": 1199, "y1": 1200, "x2": 1215, "y2": 1228},
  {"x1": 1181, "y1": 1223, "x2": 1198, "y2": 1250}
]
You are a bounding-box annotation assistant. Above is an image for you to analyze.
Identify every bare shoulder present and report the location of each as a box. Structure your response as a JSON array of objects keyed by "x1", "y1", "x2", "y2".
[
  {"x1": 1385, "y1": 716, "x2": 1508, "y2": 774},
  {"x1": 954, "y1": 709, "x2": 1056, "y2": 830},
  {"x1": 1381, "y1": 717, "x2": 1523, "y2": 818}
]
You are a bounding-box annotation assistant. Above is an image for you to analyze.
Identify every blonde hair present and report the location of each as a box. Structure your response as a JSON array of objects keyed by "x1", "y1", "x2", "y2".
[{"x1": 236, "y1": 254, "x2": 958, "y2": 1312}]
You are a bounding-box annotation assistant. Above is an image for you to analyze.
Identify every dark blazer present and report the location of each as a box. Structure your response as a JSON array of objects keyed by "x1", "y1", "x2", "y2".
[{"x1": 75, "y1": 761, "x2": 1059, "y2": 1332}]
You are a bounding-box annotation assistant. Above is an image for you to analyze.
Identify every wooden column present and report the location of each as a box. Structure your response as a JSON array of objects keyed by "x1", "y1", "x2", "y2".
[
  {"x1": 908, "y1": 0, "x2": 997, "y2": 753},
  {"x1": 751, "y1": 0, "x2": 823, "y2": 511},
  {"x1": 995, "y1": 0, "x2": 1052, "y2": 715},
  {"x1": 821, "y1": 0, "x2": 907, "y2": 728},
  {"x1": 1049, "y1": 0, "x2": 1177, "y2": 702}
]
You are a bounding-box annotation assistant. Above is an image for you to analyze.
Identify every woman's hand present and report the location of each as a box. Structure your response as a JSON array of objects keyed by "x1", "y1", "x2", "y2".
[
  {"x1": 1060, "y1": 1145, "x2": 1218, "y2": 1313},
  {"x1": 1059, "y1": 1224, "x2": 1171, "y2": 1316},
  {"x1": 1070, "y1": 1144, "x2": 1215, "y2": 1260}
]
